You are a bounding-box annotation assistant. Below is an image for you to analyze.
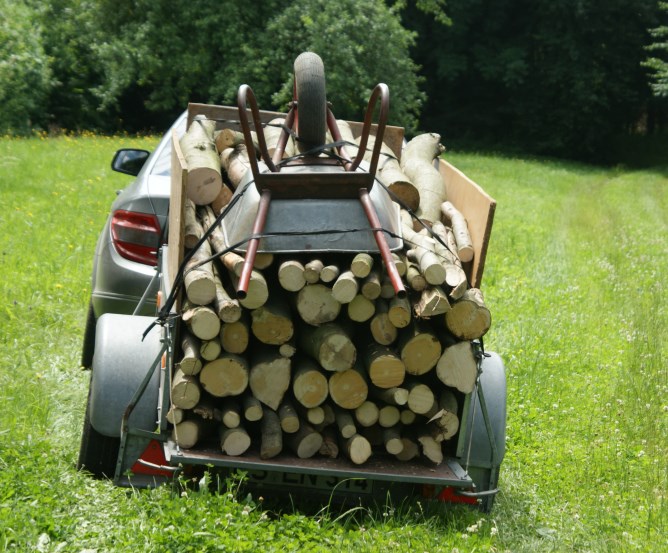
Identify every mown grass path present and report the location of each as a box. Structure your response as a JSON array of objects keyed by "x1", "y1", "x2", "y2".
[{"x1": 0, "y1": 137, "x2": 665, "y2": 551}]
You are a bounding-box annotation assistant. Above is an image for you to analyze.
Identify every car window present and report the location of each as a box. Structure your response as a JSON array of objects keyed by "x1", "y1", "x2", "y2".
[{"x1": 150, "y1": 114, "x2": 187, "y2": 176}]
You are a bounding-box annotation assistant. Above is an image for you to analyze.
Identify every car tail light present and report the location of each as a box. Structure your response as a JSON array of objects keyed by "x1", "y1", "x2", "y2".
[{"x1": 111, "y1": 210, "x2": 162, "y2": 266}]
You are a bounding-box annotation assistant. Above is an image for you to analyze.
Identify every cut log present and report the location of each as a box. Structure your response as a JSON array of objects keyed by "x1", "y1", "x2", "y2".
[
  {"x1": 263, "y1": 117, "x2": 295, "y2": 159},
  {"x1": 353, "y1": 134, "x2": 419, "y2": 212},
  {"x1": 212, "y1": 265, "x2": 242, "y2": 323},
  {"x1": 370, "y1": 299, "x2": 398, "y2": 345},
  {"x1": 380, "y1": 275, "x2": 396, "y2": 299},
  {"x1": 279, "y1": 339, "x2": 297, "y2": 359},
  {"x1": 304, "y1": 406, "x2": 325, "y2": 426},
  {"x1": 440, "y1": 201, "x2": 474, "y2": 263},
  {"x1": 179, "y1": 331, "x2": 202, "y2": 376},
  {"x1": 253, "y1": 252, "x2": 274, "y2": 270},
  {"x1": 303, "y1": 259, "x2": 324, "y2": 284},
  {"x1": 184, "y1": 238, "x2": 216, "y2": 306},
  {"x1": 228, "y1": 269, "x2": 269, "y2": 310},
  {"x1": 287, "y1": 423, "x2": 323, "y2": 459},
  {"x1": 335, "y1": 408, "x2": 357, "y2": 439},
  {"x1": 350, "y1": 253, "x2": 374, "y2": 278},
  {"x1": 260, "y1": 407, "x2": 282, "y2": 459},
  {"x1": 344, "y1": 434, "x2": 372, "y2": 465},
  {"x1": 328, "y1": 365, "x2": 368, "y2": 409},
  {"x1": 430, "y1": 221, "x2": 468, "y2": 296},
  {"x1": 371, "y1": 386, "x2": 409, "y2": 407},
  {"x1": 413, "y1": 286, "x2": 450, "y2": 318},
  {"x1": 199, "y1": 354, "x2": 249, "y2": 398},
  {"x1": 445, "y1": 288, "x2": 491, "y2": 340},
  {"x1": 180, "y1": 116, "x2": 223, "y2": 205},
  {"x1": 171, "y1": 368, "x2": 201, "y2": 409},
  {"x1": 219, "y1": 425, "x2": 251, "y2": 456},
  {"x1": 296, "y1": 283, "x2": 341, "y2": 325},
  {"x1": 251, "y1": 295, "x2": 294, "y2": 345},
  {"x1": 319, "y1": 264, "x2": 340, "y2": 283},
  {"x1": 292, "y1": 357, "x2": 329, "y2": 408},
  {"x1": 400, "y1": 409, "x2": 417, "y2": 425},
  {"x1": 406, "y1": 381, "x2": 436, "y2": 415},
  {"x1": 318, "y1": 427, "x2": 340, "y2": 458},
  {"x1": 399, "y1": 133, "x2": 446, "y2": 224},
  {"x1": 211, "y1": 183, "x2": 234, "y2": 215},
  {"x1": 199, "y1": 206, "x2": 246, "y2": 278},
  {"x1": 278, "y1": 400, "x2": 300, "y2": 434},
  {"x1": 249, "y1": 349, "x2": 291, "y2": 410},
  {"x1": 242, "y1": 394, "x2": 264, "y2": 422},
  {"x1": 398, "y1": 321, "x2": 442, "y2": 376},
  {"x1": 383, "y1": 427, "x2": 404, "y2": 455},
  {"x1": 347, "y1": 294, "x2": 375, "y2": 323},
  {"x1": 402, "y1": 220, "x2": 447, "y2": 286},
  {"x1": 182, "y1": 302, "x2": 220, "y2": 342},
  {"x1": 199, "y1": 338, "x2": 221, "y2": 362},
  {"x1": 192, "y1": 398, "x2": 222, "y2": 422},
  {"x1": 166, "y1": 406, "x2": 184, "y2": 425},
  {"x1": 405, "y1": 261, "x2": 427, "y2": 292},
  {"x1": 220, "y1": 312, "x2": 250, "y2": 354},
  {"x1": 436, "y1": 340, "x2": 478, "y2": 393},
  {"x1": 219, "y1": 399, "x2": 241, "y2": 428},
  {"x1": 354, "y1": 400, "x2": 380, "y2": 428},
  {"x1": 363, "y1": 343, "x2": 406, "y2": 389},
  {"x1": 277, "y1": 260, "x2": 306, "y2": 292},
  {"x1": 220, "y1": 144, "x2": 252, "y2": 190},
  {"x1": 214, "y1": 128, "x2": 257, "y2": 153},
  {"x1": 388, "y1": 296, "x2": 412, "y2": 329},
  {"x1": 331, "y1": 270, "x2": 358, "y2": 304},
  {"x1": 184, "y1": 198, "x2": 203, "y2": 249},
  {"x1": 417, "y1": 433, "x2": 443, "y2": 465},
  {"x1": 172, "y1": 419, "x2": 207, "y2": 449},
  {"x1": 395, "y1": 437, "x2": 420, "y2": 461},
  {"x1": 361, "y1": 270, "x2": 382, "y2": 300},
  {"x1": 298, "y1": 322, "x2": 356, "y2": 372},
  {"x1": 378, "y1": 405, "x2": 401, "y2": 428},
  {"x1": 426, "y1": 390, "x2": 460, "y2": 442}
]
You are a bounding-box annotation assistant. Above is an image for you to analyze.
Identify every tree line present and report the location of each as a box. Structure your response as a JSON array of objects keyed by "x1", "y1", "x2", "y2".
[{"x1": 1, "y1": 0, "x2": 667, "y2": 161}]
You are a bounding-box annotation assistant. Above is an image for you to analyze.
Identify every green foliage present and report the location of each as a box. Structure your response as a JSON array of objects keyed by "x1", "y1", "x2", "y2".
[
  {"x1": 0, "y1": 0, "x2": 52, "y2": 133},
  {"x1": 220, "y1": 0, "x2": 425, "y2": 132},
  {"x1": 404, "y1": 0, "x2": 665, "y2": 159},
  {"x1": 645, "y1": 2, "x2": 668, "y2": 97}
]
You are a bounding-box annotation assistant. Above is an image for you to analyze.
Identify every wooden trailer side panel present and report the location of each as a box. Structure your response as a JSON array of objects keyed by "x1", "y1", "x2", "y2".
[{"x1": 438, "y1": 159, "x2": 496, "y2": 288}]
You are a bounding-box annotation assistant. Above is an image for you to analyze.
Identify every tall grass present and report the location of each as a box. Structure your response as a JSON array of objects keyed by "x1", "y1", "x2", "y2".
[{"x1": 0, "y1": 136, "x2": 665, "y2": 551}]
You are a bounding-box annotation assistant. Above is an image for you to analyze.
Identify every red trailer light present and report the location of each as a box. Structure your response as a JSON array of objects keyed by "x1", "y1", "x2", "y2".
[{"x1": 111, "y1": 210, "x2": 162, "y2": 266}]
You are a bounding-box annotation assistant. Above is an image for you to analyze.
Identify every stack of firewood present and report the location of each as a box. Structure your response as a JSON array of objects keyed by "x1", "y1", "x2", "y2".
[{"x1": 169, "y1": 117, "x2": 491, "y2": 465}]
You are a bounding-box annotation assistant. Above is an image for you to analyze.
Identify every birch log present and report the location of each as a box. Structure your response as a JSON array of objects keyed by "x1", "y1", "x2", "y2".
[{"x1": 180, "y1": 116, "x2": 223, "y2": 205}]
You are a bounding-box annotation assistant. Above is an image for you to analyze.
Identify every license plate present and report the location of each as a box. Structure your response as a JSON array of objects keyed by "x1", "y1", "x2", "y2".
[{"x1": 247, "y1": 470, "x2": 373, "y2": 495}]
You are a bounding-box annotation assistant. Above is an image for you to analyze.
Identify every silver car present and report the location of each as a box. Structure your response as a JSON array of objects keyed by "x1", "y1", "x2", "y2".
[{"x1": 82, "y1": 113, "x2": 187, "y2": 367}]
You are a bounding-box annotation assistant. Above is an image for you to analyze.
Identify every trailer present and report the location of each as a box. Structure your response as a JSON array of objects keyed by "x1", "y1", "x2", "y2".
[{"x1": 78, "y1": 53, "x2": 505, "y2": 512}]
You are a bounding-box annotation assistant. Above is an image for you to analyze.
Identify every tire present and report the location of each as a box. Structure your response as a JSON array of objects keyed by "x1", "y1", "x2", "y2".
[
  {"x1": 294, "y1": 52, "x2": 327, "y2": 153},
  {"x1": 81, "y1": 300, "x2": 96, "y2": 369},
  {"x1": 77, "y1": 380, "x2": 120, "y2": 479}
]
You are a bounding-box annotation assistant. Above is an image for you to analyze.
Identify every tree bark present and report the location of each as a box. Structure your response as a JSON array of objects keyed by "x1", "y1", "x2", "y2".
[
  {"x1": 212, "y1": 265, "x2": 242, "y2": 323},
  {"x1": 180, "y1": 117, "x2": 223, "y2": 205},
  {"x1": 440, "y1": 201, "x2": 474, "y2": 262},
  {"x1": 335, "y1": 408, "x2": 357, "y2": 439},
  {"x1": 184, "y1": 198, "x2": 203, "y2": 249},
  {"x1": 260, "y1": 407, "x2": 283, "y2": 459},
  {"x1": 399, "y1": 133, "x2": 446, "y2": 224}
]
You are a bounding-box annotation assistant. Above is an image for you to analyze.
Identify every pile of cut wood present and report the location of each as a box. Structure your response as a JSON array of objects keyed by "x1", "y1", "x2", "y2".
[{"x1": 169, "y1": 117, "x2": 491, "y2": 466}]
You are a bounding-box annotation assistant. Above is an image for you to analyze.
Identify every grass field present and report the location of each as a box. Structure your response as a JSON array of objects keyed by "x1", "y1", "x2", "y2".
[{"x1": 0, "y1": 135, "x2": 666, "y2": 552}]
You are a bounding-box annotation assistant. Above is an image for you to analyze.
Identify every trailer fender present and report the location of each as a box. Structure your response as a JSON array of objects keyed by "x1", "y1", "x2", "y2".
[
  {"x1": 89, "y1": 314, "x2": 162, "y2": 437},
  {"x1": 461, "y1": 351, "x2": 506, "y2": 469}
]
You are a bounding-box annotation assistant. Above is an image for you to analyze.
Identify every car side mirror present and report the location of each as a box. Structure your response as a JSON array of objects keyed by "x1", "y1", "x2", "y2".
[{"x1": 111, "y1": 149, "x2": 150, "y2": 176}]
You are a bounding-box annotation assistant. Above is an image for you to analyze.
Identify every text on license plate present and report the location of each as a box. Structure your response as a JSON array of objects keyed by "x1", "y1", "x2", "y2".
[{"x1": 247, "y1": 470, "x2": 373, "y2": 494}]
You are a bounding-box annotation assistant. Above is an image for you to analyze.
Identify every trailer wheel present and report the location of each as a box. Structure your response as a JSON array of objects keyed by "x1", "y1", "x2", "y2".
[
  {"x1": 77, "y1": 381, "x2": 119, "y2": 479},
  {"x1": 294, "y1": 52, "x2": 327, "y2": 153}
]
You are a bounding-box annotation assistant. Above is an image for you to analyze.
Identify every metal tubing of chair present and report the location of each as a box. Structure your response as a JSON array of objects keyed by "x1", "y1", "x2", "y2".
[
  {"x1": 359, "y1": 188, "x2": 406, "y2": 298},
  {"x1": 237, "y1": 189, "x2": 272, "y2": 299}
]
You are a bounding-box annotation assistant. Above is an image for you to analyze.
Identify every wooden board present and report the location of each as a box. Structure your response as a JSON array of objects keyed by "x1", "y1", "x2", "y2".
[
  {"x1": 168, "y1": 127, "x2": 187, "y2": 309},
  {"x1": 437, "y1": 159, "x2": 496, "y2": 288}
]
